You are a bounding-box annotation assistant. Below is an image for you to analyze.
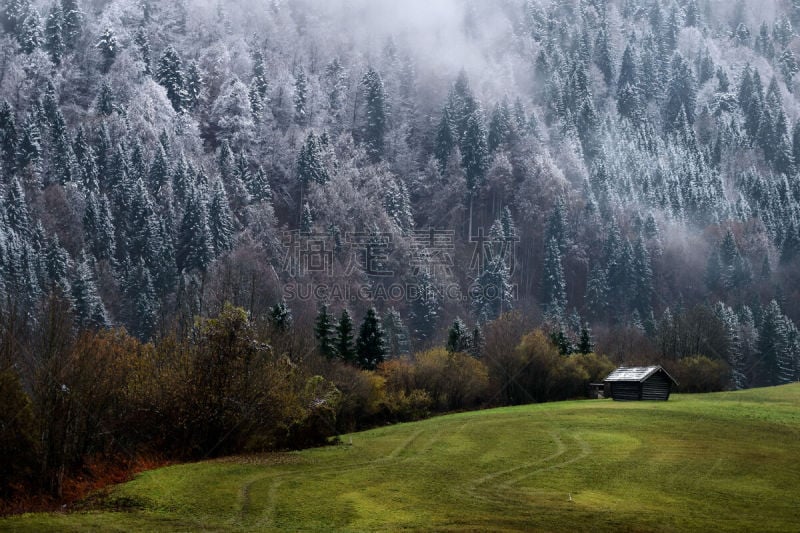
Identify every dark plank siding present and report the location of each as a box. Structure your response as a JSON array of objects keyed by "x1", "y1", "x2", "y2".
[
  {"x1": 610, "y1": 382, "x2": 641, "y2": 401},
  {"x1": 641, "y1": 373, "x2": 671, "y2": 400}
]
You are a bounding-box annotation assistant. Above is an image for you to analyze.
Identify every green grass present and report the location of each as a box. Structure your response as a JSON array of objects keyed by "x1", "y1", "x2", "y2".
[{"x1": 3, "y1": 384, "x2": 800, "y2": 532}]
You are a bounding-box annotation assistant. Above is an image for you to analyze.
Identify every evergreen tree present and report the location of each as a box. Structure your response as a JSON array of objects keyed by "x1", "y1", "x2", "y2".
[
  {"x1": 184, "y1": 61, "x2": 203, "y2": 110},
  {"x1": 585, "y1": 263, "x2": 609, "y2": 319},
  {"x1": 60, "y1": 0, "x2": 81, "y2": 49},
  {"x1": 269, "y1": 299, "x2": 293, "y2": 332},
  {"x1": 293, "y1": 65, "x2": 308, "y2": 126},
  {"x1": 409, "y1": 270, "x2": 440, "y2": 344},
  {"x1": 314, "y1": 304, "x2": 337, "y2": 359},
  {"x1": 434, "y1": 106, "x2": 456, "y2": 172},
  {"x1": 96, "y1": 27, "x2": 117, "y2": 73},
  {"x1": 296, "y1": 132, "x2": 329, "y2": 185},
  {"x1": 487, "y1": 98, "x2": 514, "y2": 153},
  {"x1": 44, "y1": 3, "x2": 64, "y2": 65},
  {"x1": 18, "y1": 9, "x2": 41, "y2": 54},
  {"x1": 360, "y1": 67, "x2": 387, "y2": 162},
  {"x1": 632, "y1": 236, "x2": 653, "y2": 316},
  {"x1": 446, "y1": 316, "x2": 471, "y2": 353},
  {"x1": 71, "y1": 251, "x2": 109, "y2": 328},
  {"x1": 594, "y1": 25, "x2": 615, "y2": 86},
  {"x1": 44, "y1": 234, "x2": 71, "y2": 295},
  {"x1": 156, "y1": 45, "x2": 186, "y2": 112},
  {"x1": 124, "y1": 259, "x2": 158, "y2": 340},
  {"x1": 577, "y1": 323, "x2": 594, "y2": 354},
  {"x1": 0, "y1": 101, "x2": 18, "y2": 174},
  {"x1": 96, "y1": 82, "x2": 115, "y2": 116},
  {"x1": 664, "y1": 53, "x2": 697, "y2": 131},
  {"x1": 176, "y1": 186, "x2": 213, "y2": 272},
  {"x1": 542, "y1": 237, "x2": 567, "y2": 318},
  {"x1": 134, "y1": 27, "x2": 151, "y2": 74},
  {"x1": 472, "y1": 255, "x2": 513, "y2": 322},
  {"x1": 207, "y1": 177, "x2": 235, "y2": 255},
  {"x1": 383, "y1": 307, "x2": 410, "y2": 359},
  {"x1": 759, "y1": 300, "x2": 789, "y2": 385},
  {"x1": 461, "y1": 108, "x2": 489, "y2": 191},
  {"x1": 356, "y1": 307, "x2": 386, "y2": 370},
  {"x1": 335, "y1": 308, "x2": 356, "y2": 363}
]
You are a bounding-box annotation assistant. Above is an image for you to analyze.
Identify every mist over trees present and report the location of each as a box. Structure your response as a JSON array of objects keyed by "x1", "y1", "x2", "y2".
[{"x1": 3, "y1": 1, "x2": 800, "y2": 495}]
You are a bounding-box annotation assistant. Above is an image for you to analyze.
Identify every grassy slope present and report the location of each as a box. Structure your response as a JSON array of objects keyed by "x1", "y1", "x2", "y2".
[{"x1": 3, "y1": 384, "x2": 799, "y2": 532}]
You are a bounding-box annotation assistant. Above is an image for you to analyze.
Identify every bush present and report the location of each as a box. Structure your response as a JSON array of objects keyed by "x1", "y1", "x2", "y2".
[
  {"x1": 413, "y1": 348, "x2": 490, "y2": 411},
  {"x1": 668, "y1": 355, "x2": 731, "y2": 393}
]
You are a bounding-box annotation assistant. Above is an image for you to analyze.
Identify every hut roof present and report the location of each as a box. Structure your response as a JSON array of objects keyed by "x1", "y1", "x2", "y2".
[{"x1": 604, "y1": 366, "x2": 678, "y2": 385}]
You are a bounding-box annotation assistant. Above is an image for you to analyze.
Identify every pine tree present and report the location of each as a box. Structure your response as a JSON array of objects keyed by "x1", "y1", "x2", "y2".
[
  {"x1": 409, "y1": 270, "x2": 440, "y2": 344},
  {"x1": 759, "y1": 300, "x2": 789, "y2": 385},
  {"x1": 315, "y1": 304, "x2": 337, "y2": 359},
  {"x1": 156, "y1": 45, "x2": 186, "y2": 112},
  {"x1": 577, "y1": 323, "x2": 594, "y2": 354},
  {"x1": 71, "y1": 251, "x2": 109, "y2": 329},
  {"x1": 632, "y1": 236, "x2": 653, "y2": 316},
  {"x1": 96, "y1": 28, "x2": 117, "y2": 73},
  {"x1": 472, "y1": 255, "x2": 513, "y2": 322},
  {"x1": 461, "y1": 108, "x2": 489, "y2": 192},
  {"x1": 487, "y1": 98, "x2": 514, "y2": 153},
  {"x1": 336, "y1": 308, "x2": 356, "y2": 363},
  {"x1": 83, "y1": 191, "x2": 116, "y2": 262},
  {"x1": 184, "y1": 61, "x2": 203, "y2": 110},
  {"x1": 664, "y1": 53, "x2": 697, "y2": 132},
  {"x1": 44, "y1": 3, "x2": 64, "y2": 65},
  {"x1": 434, "y1": 106, "x2": 456, "y2": 172},
  {"x1": 96, "y1": 82, "x2": 115, "y2": 116},
  {"x1": 18, "y1": 9, "x2": 41, "y2": 54},
  {"x1": 446, "y1": 316, "x2": 471, "y2": 353},
  {"x1": 252, "y1": 50, "x2": 269, "y2": 100},
  {"x1": 594, "y1": 25, "x2": 615, "y2": 86},
  {"x1": 360, "y1": 67, "x2": 387, "y2": 162},
  {"x1": 293, "y1": 65, "x2": 308, "y2": 126},
  {"x1": 207, "y1": 177, "x2": 235, "y2": 255},
  {"x1": 296, "y1": 132, "x2": 329, "y2": 185},
  {"x1": 124, "y1": 259, "x2": 158, "y2": 340},
  {"x1": 44, "y1": 234, "x2": 71, "y2": 295},
  {"x1": 269, "y1": 300, "x2": 293, "y2": 332},
  {"x1": 585, "y1": 263, "x2": 609, "y2": 318},
  {"x1": 176, "y1": 186, "x2": 213, "y2": 272},
  {"x1": 60, "y1": 0, "x2": 81, "y2": 49},
  {"x1": 356, "y1": 307, "x2": 386, "y2": 369},
  {"x1": 383, "y1": 307, "x2": 410, "y2": 359},
  {"x1": 0, "y1": 101, "x2": 18, "y2": 174},
  {"x1": 134, "y1": 27, "x2": 151, "y2": 74},
  {"x1": 542, "y1": 237, "x2": 567, "y2": 318}
]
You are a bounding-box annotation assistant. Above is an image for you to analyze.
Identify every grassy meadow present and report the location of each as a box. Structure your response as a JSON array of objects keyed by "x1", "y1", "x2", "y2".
[{"x1": 2, "y1": 384, "x2": 799, "y2": 532}]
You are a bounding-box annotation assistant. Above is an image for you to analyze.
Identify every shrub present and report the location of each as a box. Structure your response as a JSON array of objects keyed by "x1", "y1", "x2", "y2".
[
  {"x1": 413, "y1": 348, "x2": 490, "y2": 411},
  {"x1": 668, "y1": 355, "x2": 731, "y2": 393}
]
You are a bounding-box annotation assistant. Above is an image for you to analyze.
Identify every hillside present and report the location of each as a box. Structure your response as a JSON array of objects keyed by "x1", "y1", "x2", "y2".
[{"x1": 4, "y1": 384, "x2": 799, "y2": 532}]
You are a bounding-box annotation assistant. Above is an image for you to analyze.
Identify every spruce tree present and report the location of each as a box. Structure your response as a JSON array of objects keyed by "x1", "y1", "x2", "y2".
[
  {"x1": 356, "y1": 307, "x2": 386, "y2": 370},
  {"x1": 156, "y1": 45, "x2": 186, "y2": 112},
  {"x1": 176, "y1": 186, "x2": 213, "y2": 272},
  {"x1": 542, "y1": 237, "x2": 567, "y2": 317},
  {"x1": 360, "y1": 67, "x2": 387, "y2": 162},
  {"x1": 315, "y1": 304, "x2": 337, "y2": 359},
  {"x1": 44, "y1": 3, "x2": 64, "y2": 65},
  {"x1": 60, "y1": 0, "x2": 81, "y2": 48},
  {"x1": 336, "y1": 308, "x2": 356, "y2": 363},
  {"x1": 383, "y1": 307, "x2": 410, "y2": 359},
  {"x1": 461, "y1": 108, "x2": 489, "y2": 192},
  {"x1": 269, "y1": 300, "x2": 293, "y2": 332},
  {"x1": 0, "y1": 101, "x2": 18, "y2": 174},
  {"x1": 207, "y1": 177, "x2": 235, "y2": 255},
  {"x1": 296, "y1": 132, "x2": 329, "y2": 185},
  {"x1": 446, "y1": 317, "x2": 471, "y2": 353},
  {"x1": 293, "y1": 65, "x2": 308, "y2": 126},
  {"x1": 71, "y1": 251, "x2": 109, "y2": 329},
  {"x1": 96, "y1": 27, "x2": 117, "y2": 73}
]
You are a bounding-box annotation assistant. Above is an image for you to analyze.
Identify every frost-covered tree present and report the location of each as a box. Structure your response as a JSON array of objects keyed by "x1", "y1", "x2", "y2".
[{"x1": 356, "y1": 307, "x2": 386, "y2": 370}]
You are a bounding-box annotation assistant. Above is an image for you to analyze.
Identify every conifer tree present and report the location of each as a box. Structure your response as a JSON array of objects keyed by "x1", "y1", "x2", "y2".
[
  {"x1": 60, "y1": 0, "x2": 81, "y2": 49},
  {"x1": 156, "y1": 45, "x2": 186, "y2": 112},
  {"x1": 542, "y1": 237, "x2": 567, "y2": 318},
  {"x1": 293, "y1": 65, "x2": 308, "y2": 126},
  {"x1": 71, "y1": 251, "x2": 109, "y2": 328},
  {"x1": 18, "y1": 9, "x2": 41, "y2": 54},
  {"x1": 0, "y1": 101, "x2": 18, "y2": 174},
  {"x1": 269, "y1": 300, "x2": 293, "y2": 332},
  {"x1": 207, "y1": 177, "x2": 235, "y2": 254},
  {"x1": 96, "y1": 27, "x2": 117, "y2": 73},
  {"x1": 296, "y1": 132, "x2": 329, "y2": 185},
  {"x1": 356, "y1": 307, "x2": 386, "y2": 370},
  {"x1": 315, "y1": 304, "x2": 337, "y2": 359},
  {"x1": 383, "y1": 307, "x2": 410, "y2": 359},
  {"x1": 360, "y1": 67, "x2": 387, "y2": 162},
  {"x1": 44, "y1": 3, "x2": 64, "y2": 65},
  {"x1": 461, "y1": 108, "x2": 489, "y2": 191},
  {"x1": 446, "y1": 316, "x2": 471, "y2": 353},
  {"x1": 177, "y1": 186, "x2": 213, "y2": 272},
  {"x1": 336, "y1": 308, "x2": 356, "y2": 363}
]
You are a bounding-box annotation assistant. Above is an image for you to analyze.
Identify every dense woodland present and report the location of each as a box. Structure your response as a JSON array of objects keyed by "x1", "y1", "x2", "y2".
[{"x1": 2, "y1": 0, "x2": 800, "y2": 506}]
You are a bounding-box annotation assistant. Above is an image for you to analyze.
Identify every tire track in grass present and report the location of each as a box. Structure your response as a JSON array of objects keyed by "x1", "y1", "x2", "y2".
[{"x1": 251, "y1": 428, "x2": 430, "y2": 527}]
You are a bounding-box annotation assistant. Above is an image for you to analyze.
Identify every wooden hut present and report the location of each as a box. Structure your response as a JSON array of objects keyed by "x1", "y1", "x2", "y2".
[{"x1": 603, "y1": 366, "x2": 677, "y2": 401}]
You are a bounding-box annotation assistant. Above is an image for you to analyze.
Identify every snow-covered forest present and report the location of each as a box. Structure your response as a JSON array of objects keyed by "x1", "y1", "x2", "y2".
[{"x1": 2, "y1": 0, "x2": 800, "y2": 409}]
